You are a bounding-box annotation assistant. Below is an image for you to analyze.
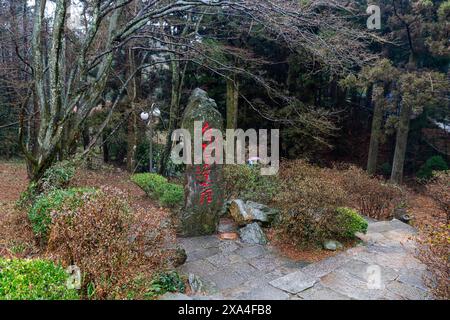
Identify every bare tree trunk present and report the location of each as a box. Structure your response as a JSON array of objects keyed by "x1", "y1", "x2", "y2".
[
  {"x1": 226, "y1": 77, "x2": 239, "y2": 130},
  {"x1": 390, "y1": 102, "x2": 411, "y2": 184},
  {"x1": 126, "y1": 49, "x2": 139, "y2": 172},
  {"x1": 159, "y1": 57, "x2": 186, "y2": 175}
]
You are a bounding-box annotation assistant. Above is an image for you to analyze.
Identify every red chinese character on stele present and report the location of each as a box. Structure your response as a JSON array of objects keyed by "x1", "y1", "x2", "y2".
[{"x1": 199, "y1": 122, "x2": 214, "y2": 205}]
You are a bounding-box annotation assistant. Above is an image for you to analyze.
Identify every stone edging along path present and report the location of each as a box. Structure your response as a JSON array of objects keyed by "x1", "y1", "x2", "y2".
[{"x1": 167, "y1": 219, "x2": 431, "y2": 300}]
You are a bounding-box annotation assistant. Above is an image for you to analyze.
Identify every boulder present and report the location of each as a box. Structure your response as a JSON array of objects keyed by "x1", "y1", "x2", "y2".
[
  {"x1": 245, "y1": 201, "x2": 279, "y2": 226},
  {"x1": 229, "y1": 199, "x2": 252, "y2": 226},
  {"x1": 323, "y1": 240, "x2": 343, "y2": 251},
  {"x1": 239, "y1": 222, "x2": 268, "y2": 245},
  {"x1": 229, "y1": 199, "x2": 279, "y2": 226}
]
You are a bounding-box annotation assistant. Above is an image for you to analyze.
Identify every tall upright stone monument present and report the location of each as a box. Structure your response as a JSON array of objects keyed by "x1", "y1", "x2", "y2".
[{"x1": 180, "y1": 88, "x2": 224, "y2": 236}]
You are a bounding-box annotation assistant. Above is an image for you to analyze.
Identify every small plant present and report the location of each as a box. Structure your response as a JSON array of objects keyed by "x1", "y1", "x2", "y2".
[
  {"x1": 334, "y1": 207, "x2": 368, "y2": 239},
  {"x1": 0, "y1": 258, "x2": 79, "y2": 300},
  {"x1": 28, "y1": 187, "x2": 96, "y2": 242},
  {"x1": 417, "y1": 156, "x2": 448, "y2": 181},
  {"x1": 40, "y1": 160, "x2": 76, "y2": 193},
  {"x1": 145, "y1": 271, "x2": 185, "y2": 299},
  {"x1": 16, "y1": 182, "x2": 39, "y2": 209}
]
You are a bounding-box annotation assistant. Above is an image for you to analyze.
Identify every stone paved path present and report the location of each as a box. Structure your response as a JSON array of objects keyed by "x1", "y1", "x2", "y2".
[{"x1": 175, "y1": 219, "x2": 431, "y2": 300}]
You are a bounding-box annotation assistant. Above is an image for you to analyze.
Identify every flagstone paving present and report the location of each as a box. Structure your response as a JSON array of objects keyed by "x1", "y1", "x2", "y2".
[{"x1": 175, "y1": 219, "x2": 432, "y2": 300}]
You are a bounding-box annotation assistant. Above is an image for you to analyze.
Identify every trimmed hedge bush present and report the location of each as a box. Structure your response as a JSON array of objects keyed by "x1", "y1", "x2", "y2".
[
  {"x1": 131, "y1": 173, "x2": 168, "y2": 196},
  {"x1": 28, "y1": 187, "x2": 96, "y2": 241},
  {"x1": 335, "y1": 207, "x2": 368, "y2": 239},
  {"x1": 0, "y1": 258, "x2": 79, "y2": 300},
  {"x1": 131, "y1": 173, "x2": 184, "y2": 208},
  {"x1": 159, "y1": 183, "x2": 184, "y2": 208}
]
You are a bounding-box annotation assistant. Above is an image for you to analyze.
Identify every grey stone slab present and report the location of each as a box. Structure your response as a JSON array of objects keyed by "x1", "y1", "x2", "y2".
[
  {"x1": 234, "y1": 284, "x2": 291, "y2": 300},
  {"x1": 302, "y1": 253, "x2": 350, "y2": 278},
  {"x1": 389, "y1": 219, "x2": 417, "y2": 234},
  {"x1": 235, "y1": 245, "x2": 267, "y2": 260},
  {"x1": 248, "y1": 255, "x2": 285, "y2": 272},
  {"x1": 178, "y1": 235, "x2": 221, "y2": 251},
  {"x1": 218, "y1": 240, "x2": 240, "y2": 253},
  {"x1": 297, "y1": 284, "x2": 352, "y2": 300},
  {"x1": 337, "y1": 259, "x2": 399, "y2": 284},
  {"x1": 186, "y1": 247, "x2": 220, "y2": 262},
  {"x1": 368, "y1": 221, "x2": 396, "y2": 234},
  {"x1": 269, "y1": 270, "x2": 317, "y2": 294},
  {"x1": 178, "y1": 259, "x2": 219, "y2": 276},
  {"x1": 366, "y1": 243, "x2": 406, "y2": 254},
  {"x1": 205, "y1": 252, "x2": 244, "y2": 267},
  {"x1": 205, "y1": 269, "x2": 247, "y2": 290},
  {"x1": 228, "y1": 262, "x2": 262, "y2": 281},
  {"x1": 397, "y1": 271, "x2": 427, "y2": 291},
  {"x1": 282, "y1": 260, "x2": 309, "y2": 270},
  {"x1": 320, "y1": 270, "x2": 402, "y2": 300},
  {"x1": 355, "y1": 250, "x2": 426, "y2": 272},
  {"x1": 386, "y1": 280, "x2": 431, "y2": 300}
]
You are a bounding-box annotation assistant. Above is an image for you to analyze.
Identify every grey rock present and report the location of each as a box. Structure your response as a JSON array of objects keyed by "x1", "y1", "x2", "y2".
[
  {"x1": 229, "y1": 199, "x2": 252, "y2": 226},
  {"x1": 239, "y1": 222, "x2": 268, "y2": 245},
  {"x1": 229, "y1": 199, "x2": 279, "y2": 226},
  {"x1": 220, "y1": 200, "x2": 232, "y2": 217},
  {"x1": 245, "y1": 201, "x2": 279, "y2": 225},
  {"x1": 323, "y1": 240, "x2": 343, "y2": 251},
  {"x1": 188, "y1": 274, "x2": 203, "y2": 294},
  {"x1": 170, "y1": 245, "x2": 187, "y2": 267}
]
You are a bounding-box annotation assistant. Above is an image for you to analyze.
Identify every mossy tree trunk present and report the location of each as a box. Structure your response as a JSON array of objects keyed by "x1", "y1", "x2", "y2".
[
  {"x1": 367, "y1": 84, "x2": 384, "y2": 175},
  {"x1": 126, "y1": 49, "x2": 140, "y2": 172},
  {"x1": 390, "y1": 102, "x2": 412, "y2": 184}
]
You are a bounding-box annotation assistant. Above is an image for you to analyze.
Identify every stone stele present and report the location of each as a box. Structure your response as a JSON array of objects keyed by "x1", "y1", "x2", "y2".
[{"x1": 179, "y1": 88, "x2": 224, "y2": 236}]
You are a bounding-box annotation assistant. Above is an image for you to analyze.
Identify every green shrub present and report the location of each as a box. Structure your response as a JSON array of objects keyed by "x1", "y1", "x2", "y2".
[
  {"x1": 17, "y1": 182, "x2": 39, "y2": 209},
  {"x1": 131, "y1": 173, "x2": 184, "y2": 208},
  {"x1": 0, "y1": 258, "x2": 79, "y2": 300},
  {"x1": 223, "y1": 164, "x2": 279, "y2": 204},
  {"x1": 334, "y1": 207, "x2": 368, "y2": 239},
  {"x1": 40, "y1": 160, "x2": 76, "y2": 192},
  {"x1": 28, "y1": 187, "x2": 96, "y2": 241},
  {"x1": 145, "y1": 271, "x2": 185, "y2": 299},
  {"x1": 131, "y1": 173, "x2": 168, "y2": 196},
  {"x1": 159, "y1": 183, "x2": 184, "y2": 208},
  {"x1": 417, "y1": 156, "x2": 448, "y2": 180}
]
